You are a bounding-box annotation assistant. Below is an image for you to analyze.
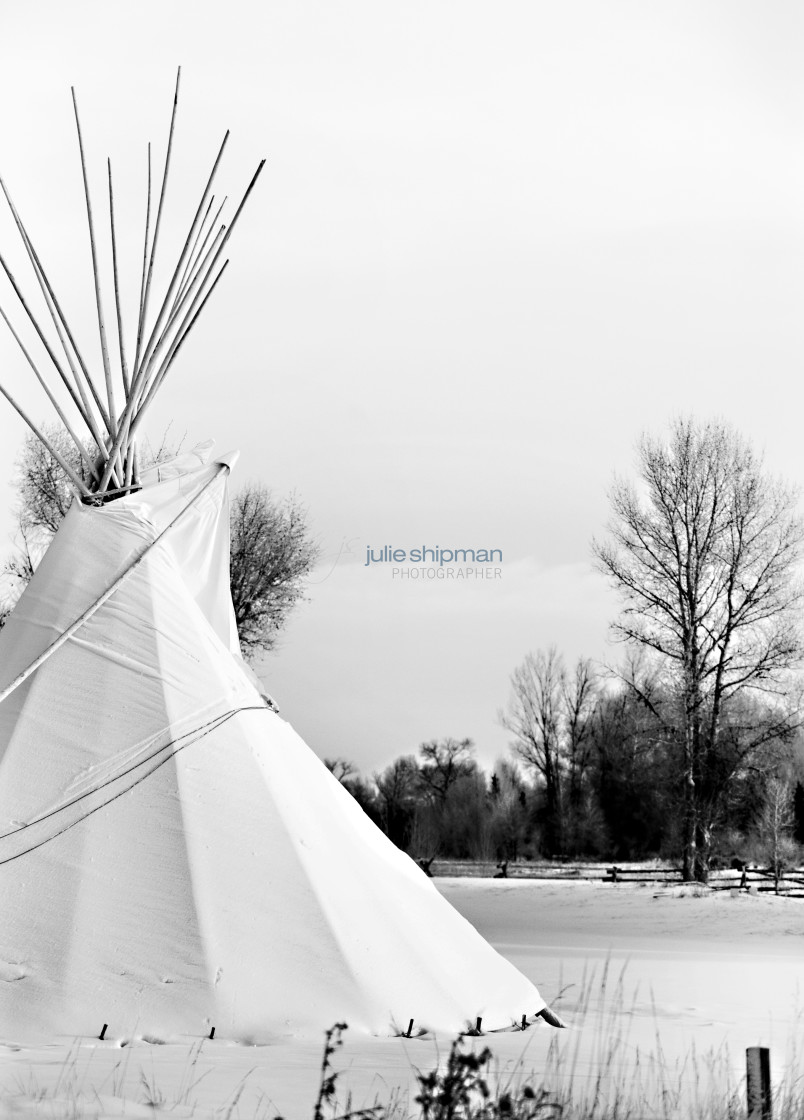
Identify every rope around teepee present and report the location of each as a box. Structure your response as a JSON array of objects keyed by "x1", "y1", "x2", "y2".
[
  {"x1": 0, "y1": 461, "x2": 230, "y2": 710},
  {"x1": 0, "y1": 703, "x2": 270, "y2": 866}
]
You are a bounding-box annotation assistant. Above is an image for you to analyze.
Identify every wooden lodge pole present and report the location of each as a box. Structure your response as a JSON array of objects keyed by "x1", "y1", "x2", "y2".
[
  {"x1": 132, "y1": 68, "x2": 181, "y2": 381},
  {"x1": 107, "y1": 159, "x2": 130, "y2": 399},
  {"x1": 0, "y1": 175, "x2": 111, "y2": 460},
  {"x1": 71, "y1": 88, "x2": 118, "y2": 435}
]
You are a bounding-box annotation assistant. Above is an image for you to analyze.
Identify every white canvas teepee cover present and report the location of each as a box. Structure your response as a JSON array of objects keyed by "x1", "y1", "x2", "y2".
[{"x1": 0, "y1": 449, "x2": 545, "y2": 1041}]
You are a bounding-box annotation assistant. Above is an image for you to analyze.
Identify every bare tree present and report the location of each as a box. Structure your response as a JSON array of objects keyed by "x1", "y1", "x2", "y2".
[
  {"x1": 3, "y1": 427, "x2": 98, "y2": 605},
  {"x1": 755, "y1": 775, "x2": 796, "y2": 893},
  {"x1": 412, "y1": 738, "x2": 479, "y2": 860},
  {"x1": 229, "y1": 483, "x2": 319, "y2": 659},
  {"x1": 488, "y1": 758, "x2": 529, "y2": 863},
  {"x1": 374, "y1": 755, "x2": 420, "y2": 850},
  {"x1": 588, "y1": 674, "x2": 671, "y2": 858},
  {"x1": 437, "y1": 768, "x2": 491, "y2": 860},
  {"x1": 16, "y1": 427, "x2": 87, "y2": 534},
  {"x1": 562, "y1": 657, "x2": 599, "y2": 817},
  {"x1": 501, "y1": 647, "x2": 566, "y2": 856},
  {"x1": 417, "y1": 737, "x2": 476, "y2": 808},
  {"x1": 324, "y1": 758, "x2": 357, "y2": 783},
  {"x1": 594, "y1": 417, "x2": 804, "y2": 881},
  {"x1": 323, "y1": 757, "x2": 381, "y2": 825}
]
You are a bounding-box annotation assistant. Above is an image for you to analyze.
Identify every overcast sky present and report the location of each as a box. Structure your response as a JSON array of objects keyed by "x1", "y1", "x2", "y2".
[{"x1": 0, "y1": 2, "x2": 802, "y2": 774}]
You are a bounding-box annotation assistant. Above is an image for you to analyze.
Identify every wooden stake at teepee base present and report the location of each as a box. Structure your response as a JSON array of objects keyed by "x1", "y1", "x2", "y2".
[{"x1": 0, "y1": 69, "x2": 264, "y2": 504}]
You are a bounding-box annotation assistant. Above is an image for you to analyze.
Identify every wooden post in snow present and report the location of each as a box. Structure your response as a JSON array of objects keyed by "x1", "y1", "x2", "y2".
[{"x1": 746, "y1": 1047, "x2": 771, "y2": 1120}]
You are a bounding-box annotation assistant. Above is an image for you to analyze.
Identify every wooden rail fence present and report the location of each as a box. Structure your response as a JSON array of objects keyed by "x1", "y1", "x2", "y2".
[{"x1": 426, "y1": 859, "x2": 804, "y2": 896}]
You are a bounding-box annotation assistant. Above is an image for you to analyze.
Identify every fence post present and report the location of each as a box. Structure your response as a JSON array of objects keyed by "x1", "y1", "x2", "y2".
[{"x1": 746, "y1": 1047, "x2": 771, "y2": 1120}]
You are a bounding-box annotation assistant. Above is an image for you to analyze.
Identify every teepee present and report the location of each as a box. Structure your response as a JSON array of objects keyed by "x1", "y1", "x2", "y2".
[{"x1": 0, "y1": 74, "x2": 557, "y2": 1041}]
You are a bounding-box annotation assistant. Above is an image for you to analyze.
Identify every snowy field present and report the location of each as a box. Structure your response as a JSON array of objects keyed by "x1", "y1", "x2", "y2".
[{"x1": 1, "y1": 878, "x2": 802, "y2": 1117}]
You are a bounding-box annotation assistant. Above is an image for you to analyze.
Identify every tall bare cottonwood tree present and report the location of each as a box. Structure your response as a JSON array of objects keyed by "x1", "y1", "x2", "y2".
[
  {"x1": 594, "y1": 417, "x2": 804, "y2": 881},
  {"x1": 502, "y1": 648, "x2": 564, "y2": 855},
  {"x1": 501, "y1": 647, "x2": 598, "y2": 856},
  {"x1": 562, "y1": 657, "x2": 599, "y2": 821}
]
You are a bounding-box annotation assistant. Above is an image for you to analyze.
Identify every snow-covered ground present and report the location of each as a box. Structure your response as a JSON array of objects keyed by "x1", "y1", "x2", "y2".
[{"x1": 1, "y1": 879, "x2": 802, "y2": 1117}]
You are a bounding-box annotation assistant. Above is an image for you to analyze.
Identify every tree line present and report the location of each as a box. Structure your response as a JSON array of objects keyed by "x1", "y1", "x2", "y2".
[
  {"x1": 330, "y1": 418, "x2": 804, "y2": 883},
  {"x1": 327, "y1": 670, "x2": 804, "y2": 878}
]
